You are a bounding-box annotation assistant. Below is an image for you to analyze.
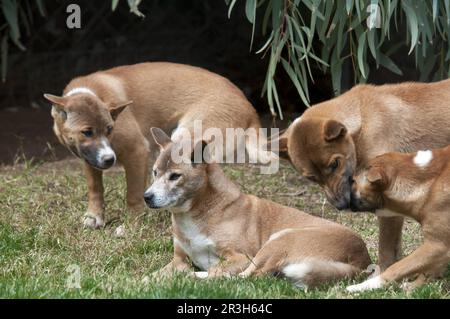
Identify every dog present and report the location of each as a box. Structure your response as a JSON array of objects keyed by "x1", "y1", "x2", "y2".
[
  {"x1": 144, "y1": 127, "x2": 371, "y2": 288},
  {"x1": 270, "y1": 80, "x2": 450, "y2": 270},
  {"x1": 347, "y1": 146, "x2": 450, "y2": 292},
  {"x1": 43, "y1": 62, "x2": 268, "y2": 229}
]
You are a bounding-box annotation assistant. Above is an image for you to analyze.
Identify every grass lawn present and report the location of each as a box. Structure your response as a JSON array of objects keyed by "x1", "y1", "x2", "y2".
[{"x1": 0, "y1": 158, "x2": 449, "y2": 298}]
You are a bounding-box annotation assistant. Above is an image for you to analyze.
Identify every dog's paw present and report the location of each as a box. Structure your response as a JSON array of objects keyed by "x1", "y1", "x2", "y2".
[
  {"x1": 400, "y1": 274, "x2": 426, "y2": 292},
  {"x1": 346, "y1": 276, "x2": 383, "y2": 293},
  {"x1": 194, "y1": 271, "x2": 209, "y2": 279},
  {"x1": 83, "y1": 214, "x2": 105, "y2": 229}
]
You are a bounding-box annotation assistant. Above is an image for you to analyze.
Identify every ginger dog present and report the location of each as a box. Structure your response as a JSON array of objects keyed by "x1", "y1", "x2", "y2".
[
  {"x1": 145, "y1": 128, "x2": 371, "y2": 288},
  {"x1": 347, "y1": 147, "x2": 450, "y2": 292},
  {"x1": 271, "y1": 80, "x2": 450, "y2": 269},
  {"x1": 43, "y1": 62, "x2": 267, "y2": 228}
]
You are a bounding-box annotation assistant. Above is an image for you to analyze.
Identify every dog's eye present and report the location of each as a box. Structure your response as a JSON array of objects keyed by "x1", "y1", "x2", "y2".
[
  {"x1": 153, "y1": 169, "x2": 157, "y2": 177},
  {"x1": 329, "y1": 159, "x2": 339, "y2": 172},
  {"x1": 82, "y1": 129, "x2": 94, "y2": 138},
  {"x1": 169, "y1": 173, "x2": 181, "y2": 181},
  {"x1": 106, "y1": 125, "x2": 113, "y2": 135}
]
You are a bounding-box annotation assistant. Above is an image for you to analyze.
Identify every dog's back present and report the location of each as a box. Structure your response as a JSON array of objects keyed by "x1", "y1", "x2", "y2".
[{"x1": 66, "y1": 62, "x2": 260, "y2": 131}]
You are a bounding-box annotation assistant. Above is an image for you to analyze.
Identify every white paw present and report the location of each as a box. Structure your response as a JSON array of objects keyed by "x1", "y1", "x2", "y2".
[
  {"x1": 194, "y1": 271, "x2": 209, "y2": 279},
  {"x1": 114, "y1": 225, "x2": 126, "y2": 238},
  {"x1": 346, "y1": 276, "x2": 383, "y2": 293},
  {"x1": 83, "y1": 214, "x2": 105, "y2": 229}
]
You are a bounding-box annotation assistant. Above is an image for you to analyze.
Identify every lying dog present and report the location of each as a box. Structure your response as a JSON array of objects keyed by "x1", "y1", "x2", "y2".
[
  {"x1": 43, "y1": 62, "x2": 267, "y2": 228},
  {"x1": 144, "y1": 127, "x2": 371, "y2": 287},
  {"x1": 347, "y1": 147, "x2": 450, "y2": 292},
  {"x1": 271, "y1": 80, "x2": 450, "y2": 269}
]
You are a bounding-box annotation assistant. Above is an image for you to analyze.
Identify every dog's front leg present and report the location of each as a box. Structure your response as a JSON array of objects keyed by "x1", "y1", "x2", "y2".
[
  {"x1": 152, "y1": 245, "x2": 191, "y2": 279},
  {"x1": 83, "y1": 162, "x2": 105, "y2": 228},
  {"x1": 198, "y1": 253, "x2": 252, "y2": 279},
  {"x1": 347, "y1": 240, "x2": 449, "y2": 292},
  {"x1": 378, "y1": 216, "x2": 404, "y2": 270},
  {"x1": 122, "y1": 146, "x2": 149, "y2": 220}
]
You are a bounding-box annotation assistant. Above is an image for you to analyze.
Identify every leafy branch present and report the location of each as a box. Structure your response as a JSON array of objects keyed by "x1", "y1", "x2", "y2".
[{"x1": 228, "y1": 0, "x2": 450, "y2": 118}]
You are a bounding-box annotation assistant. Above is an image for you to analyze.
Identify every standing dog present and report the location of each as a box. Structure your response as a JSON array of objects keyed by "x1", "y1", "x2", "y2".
[
  {"x1": 347, "y1": 146, "x2": 450, "y2": 291},
  {"x1": 271, "y1": 80, "x2": 450, "y2": 269},
  {"x1": 44, "y1": 62, "x2": 267, "y2": 228},
  {"x1": 145, "y1": 128, "x2": 371, "y2": 287}
]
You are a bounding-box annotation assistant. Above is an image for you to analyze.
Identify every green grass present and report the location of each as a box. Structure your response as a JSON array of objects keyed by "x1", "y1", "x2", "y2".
[{"x1": 0, "y1": 159, "x2": 449, "y2": 298}]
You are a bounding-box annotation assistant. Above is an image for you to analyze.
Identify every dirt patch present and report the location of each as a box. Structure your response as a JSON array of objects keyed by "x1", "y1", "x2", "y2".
[{"x1": 0, "y1": 108, "x2": 68, "y2": 165}]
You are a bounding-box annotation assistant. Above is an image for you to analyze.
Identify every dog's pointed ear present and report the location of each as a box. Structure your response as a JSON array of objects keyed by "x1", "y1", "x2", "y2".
[
  {"x1": 367, "y1": 167, "x2": 387, "y2": 187},
  {"x1": 191, "y1": 140, "x2": 209, "y2": 165},
  {"x1": 323, "y1": 120, "x2": 347, "y2": 142},
  {"x1": 44, "y1": 94, "x2": 68, "y2": 120},
  {"x1": 43, "y1": 93, "x2": 68, "y2": 109},
  {"x1": 110, "y1": 100, "x2": 132, "y2": 120},
  {"x1": 151, "y1": 127, "x2": 172, "y2": 149}
]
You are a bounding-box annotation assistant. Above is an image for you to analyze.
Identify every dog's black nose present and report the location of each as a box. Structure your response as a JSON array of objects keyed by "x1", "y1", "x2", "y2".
[
  {"x1": 102, "y1": 155, "x2": 115, "y2": 167},
  {"x1": 144, "y1": 193, "x2": 154, "y2": 206}
]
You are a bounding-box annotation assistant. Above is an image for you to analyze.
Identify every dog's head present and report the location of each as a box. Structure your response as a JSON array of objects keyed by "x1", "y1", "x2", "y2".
[
  {"x1": 144, "y1": 127, "x2": 209, "y2": 211},
  {"x1": 271, "y1": 117, "x2": 356, "y2": 210},
  {"x1": 43, "y1": 92, "x2": 132, "y2": 170},
  {"x1": 350, "y1": 160, "x2": 390, "y2": 212}
]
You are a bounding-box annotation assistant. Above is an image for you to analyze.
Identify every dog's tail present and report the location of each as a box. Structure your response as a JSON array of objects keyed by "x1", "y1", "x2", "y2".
[
  {"x1": 282, "y1": 258, "x2": 361, "y2": 288},
  {"x1": 245, "y1": 120, "x2": 279, "y2": 165}
]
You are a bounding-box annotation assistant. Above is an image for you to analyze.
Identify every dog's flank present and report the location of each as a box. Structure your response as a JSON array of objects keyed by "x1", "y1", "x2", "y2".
[
  {"x1": 147, "y1": 128, "x2": 371, "y2": 287},
  {"x1": 348, "y1": 145, "x2": 450, "y2": 291}
]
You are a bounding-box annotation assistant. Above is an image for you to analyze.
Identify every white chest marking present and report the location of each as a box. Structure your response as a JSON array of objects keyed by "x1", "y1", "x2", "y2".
[
  {"x1": 413, "y1": 150, "x2": 433, "y2": 167},
  {"x1": 64, "y1": 87, "x2": 97, "y2": 97},
  {"x1": 174, "y1": 214, "x2": 219, "y2": 270},
  {"x1": 346, "y1": 275, "x2": 383, "y2": 292}
]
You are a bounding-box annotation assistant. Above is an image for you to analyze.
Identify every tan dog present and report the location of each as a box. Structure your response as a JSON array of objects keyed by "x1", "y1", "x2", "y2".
[
  {"x1": 347, "y1": 146, "x2": 450, "y2": 291},
  {"x1": 145, "y1": 128, "x2": 371, "y2": 287},
  {"x1": 271, "y1": 80, "x2": 450, "y2": 270},
  {"x1": 43, "y1": 62, "x2": 266, "y2": 228}
]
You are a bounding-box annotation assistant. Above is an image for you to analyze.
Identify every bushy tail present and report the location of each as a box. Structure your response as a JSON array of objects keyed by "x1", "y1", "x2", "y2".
[
  {"x1": 245, "y1": 121, "x2": 279, "y2": 165},
  {"x1": 281, "y1": 258, "x2": 360, "y2": 288}
]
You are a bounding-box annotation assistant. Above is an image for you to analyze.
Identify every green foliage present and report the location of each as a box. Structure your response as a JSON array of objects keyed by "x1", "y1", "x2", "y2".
[
  {"x1": 0, "y1": 0, "x2": 144, "y2": 82},
  {"x1": 227, "y1": 0, "x2": 450, "y2": 118}
]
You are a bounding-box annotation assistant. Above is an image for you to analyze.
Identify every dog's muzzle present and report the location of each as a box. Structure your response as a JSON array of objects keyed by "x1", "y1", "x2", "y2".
[
  {"x1": 80, "y1": 142, "x2": 116, "y2": 170},
  {"x1": 144, "y1": 192, "x2": 158, "y2": 208},
  {"x1": 327, "y1": 174, "x2": 353, "y2": 210},
  {"x1": 349, "y1": 191, "x2": 378, "y2": 212}
]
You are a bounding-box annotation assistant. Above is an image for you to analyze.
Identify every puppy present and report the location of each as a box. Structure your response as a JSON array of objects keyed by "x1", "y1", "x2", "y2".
[
  {"x1": 347, "y1": 147, "x2": 450, "y2": 292},
  {"x1": 43, "y1": 62, "x2": 268, "y2": 228},
  {"x1": 270, "y1": 80, "x2": 450, "y2": 269},
  {"x1": 144, "y1": 127, "x2": 371, "y2": 288}
]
